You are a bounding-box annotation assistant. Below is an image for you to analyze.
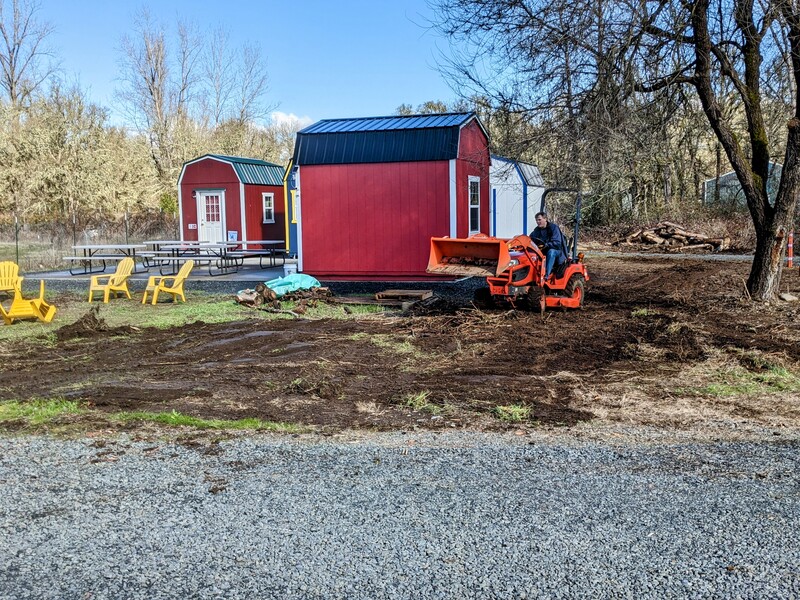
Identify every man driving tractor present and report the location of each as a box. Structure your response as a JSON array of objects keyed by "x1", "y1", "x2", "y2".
[
  {"x1": 530, "y1": 212, "x2": 566, "y2": 280},
  {"x1": 427, "y1": 188, "x2": 588, "y2": 312}
]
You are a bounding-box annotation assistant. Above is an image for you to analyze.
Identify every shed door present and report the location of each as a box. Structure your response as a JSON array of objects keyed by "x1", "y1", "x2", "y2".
[{"x1": 198, "y1": 192, "x2": 224, "y2": 243}]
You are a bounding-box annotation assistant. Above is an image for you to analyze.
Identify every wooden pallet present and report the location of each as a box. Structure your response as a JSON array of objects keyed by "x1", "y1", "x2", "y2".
[
  {"x1": 374, "y1": 289, "x2": 433, "y2": 301},
  {"x1": 327, "y1": 295, "x2": 404, "y2": 307}
]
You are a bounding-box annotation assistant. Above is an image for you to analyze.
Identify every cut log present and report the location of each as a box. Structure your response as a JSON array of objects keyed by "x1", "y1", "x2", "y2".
[
  {"x1": 671, "y1": 243, "x2": 714, "y2": 252},
  {"x1": 641, "y1": 231, "x2": 667, "y2": 245},
  {"x1": 624, "y1": 229, "x2": 644, "y2": 243},
  {"x1": 659, "y1": 221, "x2": 686, "y2": 230},
  {"x1": 706, "y1": 237, "x2": 731, "y2": 251}
]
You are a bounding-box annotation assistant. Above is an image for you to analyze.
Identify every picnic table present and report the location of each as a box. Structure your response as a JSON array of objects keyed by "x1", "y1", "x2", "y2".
[
  {"x1": 159, "y1": 242, "x2": 241, "y2": 276},
  {"x1": 139, "y1": 240, "x2": 209, "y2": 268},
  {"x1": 63, "y1": 244, "x2": 147, "y2": 275},
  {"x1": 228, "y1": 240, "x2": 288, "y2": 268}
]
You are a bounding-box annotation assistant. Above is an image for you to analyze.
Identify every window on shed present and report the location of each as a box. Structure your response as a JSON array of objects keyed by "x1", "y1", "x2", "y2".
[
  {"x1": 262, "y1": 193, "x2": 275, "y2": 224},
  {"x1": 469, "y1": 177, "x2": 480, "y2": 233},
  {"x1": 205, "y1": 195, "x2": 221, "y2": 222}
]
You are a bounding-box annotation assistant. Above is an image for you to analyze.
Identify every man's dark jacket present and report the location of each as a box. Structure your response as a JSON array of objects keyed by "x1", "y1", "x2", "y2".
[{"x1": 530, "y1": 222, "x2": 567, "y2": 264}]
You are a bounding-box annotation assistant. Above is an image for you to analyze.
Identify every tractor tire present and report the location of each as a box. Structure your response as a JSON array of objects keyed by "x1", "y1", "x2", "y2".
[
  {"x1": 473, "y1": 286, "x2": 495, "y2": 309},
  {"x1": 526, "y1": 286, "x2": 546, "y2": 314},
  {"x1": 563, "y1": 273, "x2": 586, "y2": 308}
]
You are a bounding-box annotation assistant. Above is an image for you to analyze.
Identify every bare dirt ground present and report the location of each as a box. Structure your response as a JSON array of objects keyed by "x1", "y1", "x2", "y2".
[{"x1": 3, "y1": 255, "x2": 800, "y2": 436}]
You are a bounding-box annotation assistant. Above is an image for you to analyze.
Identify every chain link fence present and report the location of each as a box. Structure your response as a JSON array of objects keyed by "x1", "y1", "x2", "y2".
[{"x1": 0, "y1": 213, "x2": 179, "y2": 272}]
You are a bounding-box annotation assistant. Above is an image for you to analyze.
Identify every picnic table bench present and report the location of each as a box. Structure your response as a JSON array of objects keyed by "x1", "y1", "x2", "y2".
[
  {"x1": 227, "y1": 240, "x2": 288, "y2": 269},
  {"x1": 63, "y1": 244, "x2": 147, "y2": 275}
]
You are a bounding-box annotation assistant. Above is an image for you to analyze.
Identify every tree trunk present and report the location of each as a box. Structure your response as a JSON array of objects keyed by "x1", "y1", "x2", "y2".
[
  {"x1": 748, "y1": 230, "x2": 786, "y2": 299},
  {"x1": 747, "y1": 118, "x2": 800, "y2": 300}
]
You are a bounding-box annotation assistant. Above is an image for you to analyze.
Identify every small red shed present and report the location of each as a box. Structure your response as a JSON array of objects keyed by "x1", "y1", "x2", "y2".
[
  {"x1": 177, "y1": 154, "x2": 287, "y2": 245},
  {"x1": 292, "y1": 112, "x2": 490, "y2": 279}
]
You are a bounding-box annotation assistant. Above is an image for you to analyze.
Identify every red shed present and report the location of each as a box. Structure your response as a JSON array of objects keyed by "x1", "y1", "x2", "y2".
[
  {"x1": 177, "y1": 154, "x2": 287, "y2": 245},
  {"x1": 292, "y1": 113, "x2": 490, "y2": 279}
]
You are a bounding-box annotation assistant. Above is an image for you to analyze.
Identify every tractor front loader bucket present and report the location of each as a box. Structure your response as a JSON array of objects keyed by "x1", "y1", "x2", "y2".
[{"x1": 427, "y1": 235, "x2": 514, "y2": 277}]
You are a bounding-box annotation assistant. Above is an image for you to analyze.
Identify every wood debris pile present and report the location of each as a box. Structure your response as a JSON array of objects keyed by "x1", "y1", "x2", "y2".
[
  {"x1": 404, "y1": 296, "x2": 462, "y2": 316},
  {"x1": 283, "y1": 287, "x2": 333, "y2": 302},
  {"x1": 235, "y1": 283, "x2": 332, "y2": 307},
  {"x1": 235, "y1": 284, "x2": 334, "y2": 318},
  {"x1": 614, "y1": 222, "x2": 730, "y2": 252},
  {"x1": 235, "y1": 283, "x2": 279, "y2": 307}
]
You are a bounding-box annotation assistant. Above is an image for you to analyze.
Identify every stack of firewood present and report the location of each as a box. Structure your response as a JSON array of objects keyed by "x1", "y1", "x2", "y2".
[{"x1": 615, "y1": 222, "x2": 730, "y2": 252}]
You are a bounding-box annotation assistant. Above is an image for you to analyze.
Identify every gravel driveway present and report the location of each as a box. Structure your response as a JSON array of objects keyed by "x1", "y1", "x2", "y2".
[{"x1": 1, "y1": 430, "x2": 798, "y2": 599}]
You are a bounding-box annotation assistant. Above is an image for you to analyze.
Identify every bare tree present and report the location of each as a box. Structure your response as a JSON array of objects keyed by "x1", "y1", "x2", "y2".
[
  {"x1": 623, "y1": 0, "x2": 800, "y2": 300},
  {"x1": 234, "y1": 43, "x2": 270, "y2": 124},
  {"x1": 118, "y1": 10, "x2": 173, "y2": 180},
  {"x1": 0, "y1": 0, "x2": 54, "y2": 106},
  {"x1": 175, "y1": 20, "x2": 201, "y2": 121},
  {"x1": 202, "y1": 27, "x2": 234, "y2": 126},
  {"x1": 117, "y1": 10, "x2": 205, "y2": 189},
  {"x1": 429, "y1": 0, "x2": 800, "y2": 300}
]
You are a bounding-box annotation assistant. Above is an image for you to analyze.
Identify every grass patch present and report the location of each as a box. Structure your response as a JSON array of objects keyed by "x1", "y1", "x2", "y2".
[
  {"x1": 0, "y1": 398, "x2": 84, "y2": 425},
  {"x1": 694, "y1": 366, "x2": 800, "y2": 397},
  {"x1": 0, "y1": 291, "x2": 388, "y2": 348},
  {"x1": 493, "y1": 404, "x2": 531, "y2": 423},
  {"x1": 100, "y1": 295, "x2": 255, "y2": 328},
  {"x1": 369, "y1": 334, "x2": 419, "y2": 356},
  {"x1": 113, "y1": 409, "x2": 303, "y2": 432},
  {"x1": 0, "y1": 400, "x2": 304, "y2": 434},
  {"x1": 285, "y1": 376, "x2": 338, "y2": 398},
  {"x1": 351, "y1": 332, "x2": 431, "y2": 371},
  {"x1": 631, "y1": 308, "x2": 652, "y2": 318},
  {"x1": 0, "y1": 242, "x2": 63, "y2": 271},
  {"x1": 280, "y1": 300, "x2": 386, "y2": 318},
  {"x1": 401, "y1": 390, "x2": 442, "y2": 414}
]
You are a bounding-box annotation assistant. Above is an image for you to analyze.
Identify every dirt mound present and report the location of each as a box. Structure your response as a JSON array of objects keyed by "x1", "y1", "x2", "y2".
[{"x1": 55, "y1": 306, "x2": 140, "y2": 341}]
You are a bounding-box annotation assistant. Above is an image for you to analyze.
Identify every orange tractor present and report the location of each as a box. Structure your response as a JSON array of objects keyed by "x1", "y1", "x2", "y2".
[{"x1": 426, "y1": 189, "x2": 589, "y2": 311}]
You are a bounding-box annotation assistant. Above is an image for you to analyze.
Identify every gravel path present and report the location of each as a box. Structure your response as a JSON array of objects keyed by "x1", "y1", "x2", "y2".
[{"x1": 1, "y1": 431, "x2": 798, "y2": 599}]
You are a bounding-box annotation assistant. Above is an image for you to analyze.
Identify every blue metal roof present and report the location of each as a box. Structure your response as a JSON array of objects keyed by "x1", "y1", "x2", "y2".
[
  {"x1": 200, "y1": 154, "x2": 285, "y2": 186},
  {"x1": 294, "y1": 113, "x2": 481, "y2": 165},
  {"x1": 298, "y1": 113, "x2": 475, "y2": 134}
]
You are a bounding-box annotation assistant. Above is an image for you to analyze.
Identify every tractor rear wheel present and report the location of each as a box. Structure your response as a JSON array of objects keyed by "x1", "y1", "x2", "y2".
[{"x1": 563, "y1": 273, "x2": 585, "y2": 308}]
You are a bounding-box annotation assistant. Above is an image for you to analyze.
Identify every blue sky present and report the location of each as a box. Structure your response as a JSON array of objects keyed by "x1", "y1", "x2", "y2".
[{"x1": 38, "y1": 0, "x2": 457, "y2": 126}]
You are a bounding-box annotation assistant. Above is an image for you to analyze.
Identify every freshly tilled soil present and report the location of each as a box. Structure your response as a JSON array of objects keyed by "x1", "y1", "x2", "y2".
[{"x1": 2, "y1": 255, "x2": 800, "y2": 434}]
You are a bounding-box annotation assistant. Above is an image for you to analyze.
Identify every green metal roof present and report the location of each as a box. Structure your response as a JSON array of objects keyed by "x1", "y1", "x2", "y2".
[{"x1": 203, "y1": 154, "x2": 285, "y2": 186}]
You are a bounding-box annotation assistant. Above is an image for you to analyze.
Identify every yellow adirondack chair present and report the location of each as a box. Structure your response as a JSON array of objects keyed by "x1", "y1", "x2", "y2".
[
  {"x1": 0, "y1": 261, "x2": 22, "y2": 295},
  {"x1": 88, "y1": 257, "x2": 135, "y2": 303},
  {"x1": 142, "y1": 260, "x2": 194, "y2": 305},
  {"x1": 0, "y1": 280, "x2": 57, "y2": 324}
]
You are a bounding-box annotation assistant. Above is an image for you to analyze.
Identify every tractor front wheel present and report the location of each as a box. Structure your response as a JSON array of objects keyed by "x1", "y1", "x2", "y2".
[
  {"x1": 563, "y1": 274, "x2": 586, "y2": 308},
  {"x1": 473, "y1": 286, "x2": 495, "y2": 309}
]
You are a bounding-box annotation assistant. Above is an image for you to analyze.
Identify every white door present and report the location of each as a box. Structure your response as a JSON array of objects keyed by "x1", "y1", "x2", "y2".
[{"x1": 198, "y1": 192, "x2": 224, "y2": 243}]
